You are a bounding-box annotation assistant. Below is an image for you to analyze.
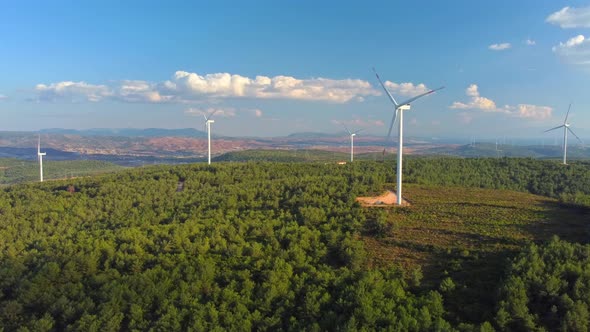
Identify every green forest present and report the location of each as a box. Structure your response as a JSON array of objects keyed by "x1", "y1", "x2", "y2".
[
  {"x1": 0, "y1": 159, "x2": 124, "y2": 185},
  {"x1": 0, "y1": 158, "x2": 589, "y2": 331}
]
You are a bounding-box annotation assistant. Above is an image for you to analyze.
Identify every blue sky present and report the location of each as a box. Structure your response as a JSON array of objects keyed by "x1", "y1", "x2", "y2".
[{"x1": 1, "y1": 0, "x2": 590, "y2": 139}]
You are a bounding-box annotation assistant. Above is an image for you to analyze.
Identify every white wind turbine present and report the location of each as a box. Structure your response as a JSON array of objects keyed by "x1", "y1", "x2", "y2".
[
  {"x1": 203, "y1": 111, "x2": 219, "y2": 165},
  {"x1": 37, "y1": 135, "x2": 46, "y2": 182},
  {"x1": 342, "y1": 125, "x2": 362, "y2": 162},
  {"x1": 373, "y1": 68, "x2": 444, "y2": 205},
  {"x1": 544, "y1": 104, "x2": 583, "y2": 165}
]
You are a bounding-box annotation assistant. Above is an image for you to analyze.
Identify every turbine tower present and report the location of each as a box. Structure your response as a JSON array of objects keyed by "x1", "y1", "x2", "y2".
[
  {"x1": 37, "y1": 135, "x2": 46, "y2": 182},
  {"x1": 203, "y1": 111, "x2": 218, "y2": 165},
  {"x1": 343, "y1": 125, "x2": 362, "y2": 162},
  {"x1": 544, "y1": 104, "x2": 583, "y2": 165},
  {"x1": 374, "y1": 68, "x2": 444, "y2": 205}
]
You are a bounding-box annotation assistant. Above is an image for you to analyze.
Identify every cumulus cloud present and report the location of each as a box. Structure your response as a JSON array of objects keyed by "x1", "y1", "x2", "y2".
[
  {"x1": 450, "y1": 84, "x2": 552, "y2": 120},
  {"x1": 450, "y1": 84, "x2": 496, "y2": 110},
  {"x1": 525, "y1": 39, "x2": 536, "y2": 46},
  {"x1": 117, "y1": 80, "x2": 169, "y2": 103},
  {"x1": 34, "y1": 80, "x2": 171, "y2": 103},
  {"x1": 383, "y1": 81, "x2": 430, "y2": 96},
  {"x1": 552, "y1": 35, "x2": 590, "y2": 66},
  {"x1": 489, "y1": 43, "x2": 511, "y2": 51},
  {"x1": 35, "y1": 81, "x2": 112, "y2": 102},
  {"x1": 509, "y1": 104, "x2": 552, "y2": 120},
  {"x1": 33, "y1": 71, "x2": 380, "y2": 104},
  {"x1": 184, "y1": 107, "x2": 236, "y2": 118},
  {"x1": 546, "y1": 6, "x2": 590, "y2": 28},
  {"x1": 163, "y1": 71, "x2": 379, "y2": 103}
]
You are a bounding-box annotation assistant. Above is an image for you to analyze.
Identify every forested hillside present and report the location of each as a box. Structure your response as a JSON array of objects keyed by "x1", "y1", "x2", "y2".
[
  {"x1": 0, "y1": 159, "x2": 124, "y2": 185},
  {"x1": 0, "y1": 160, "x2": 588, "y2": 330},
  {"x1": 0, "y1": 163, "x2": 449, "y2": 331}
]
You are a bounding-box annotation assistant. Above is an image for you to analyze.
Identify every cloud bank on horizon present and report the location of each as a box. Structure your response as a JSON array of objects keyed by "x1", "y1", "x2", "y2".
[
  {"x1": 34, "y1": 71, "x2": 384, "y2": 104},
  {"x1": 31, "y1": 71, "x2": 438, "y2": 106}
]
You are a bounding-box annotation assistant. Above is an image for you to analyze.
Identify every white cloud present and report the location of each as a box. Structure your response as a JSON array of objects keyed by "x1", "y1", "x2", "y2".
[
  {"x1": 450, "y1": 85, "x2": 496, "y2": 110},
  {"x1": 525, "y1": 39, "x2": 536, "y2": 46},
  {"x1": 489, "y1": 43, "x2": 511, "y2": 51},
  {"x1": 0, "y1": 94, "x2": 6, "y2": 101},
  {"x1": 546, "y1": 6, "x2": 590, "y2": 28},
  {"x1": 383, "y1": 81, "x2": 430, "y2": 96},
  {"x1": 511, "y1": 104, "x2": 552, "y2": 120},
  {"x1": 450, "y1": 84, "x2": 552, "y2": 120},
  {"x1": 33, "y1": 71, "x2": 380, "y2": 104},
  {"x1": 184, "y1": 107, "x2": 236, "y2": 118},
  {"x1": 552, "y1": 35, "x2": 590, "y2": 66},
  {"x1": 164, "y1": 71, "x2": 379, "y2": 103},
  {"x1": 35, "y1": 81, "x2": 112, "y2": 102},
  {"x1": 117, "y1": 80, "x2": 169, "y2": 103}
]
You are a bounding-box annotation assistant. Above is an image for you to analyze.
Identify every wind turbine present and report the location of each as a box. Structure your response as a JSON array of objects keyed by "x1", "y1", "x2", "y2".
[
  {"x1": 203, "y1": 111, "x2": 218, "y2": 165},
  {"x1": 37, "y1": 135, "x2": 46, "y2": 182},
  {"x1": 342, "y1": 125, "x2": 362, "y2": 162},
  {"x1": 495, "y1": 139, "x2": 502, "y2": 158},
  {"x1": 373, "y1": 68, "x2": 444, "y2": 205},
  {"x1": 544, "y1": 104, "x2": 583, "y2": 165}
]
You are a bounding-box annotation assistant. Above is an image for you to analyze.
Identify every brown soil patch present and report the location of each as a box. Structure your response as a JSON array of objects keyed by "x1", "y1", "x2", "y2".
[{"x1": 356, "y1": 190, "x2": 410, "y2": 207}]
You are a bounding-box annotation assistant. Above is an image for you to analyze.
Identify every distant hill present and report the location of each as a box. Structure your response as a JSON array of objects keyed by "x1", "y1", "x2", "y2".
[
  {"x1": 0, "y1": 147, "x2": 79, "y2": 160},
  {"x1": 286, "y1": 132, "x2": 343, "y2": 139},
  {"x1": 40, "y1": 128, "x2": 208, "y2": 138}
]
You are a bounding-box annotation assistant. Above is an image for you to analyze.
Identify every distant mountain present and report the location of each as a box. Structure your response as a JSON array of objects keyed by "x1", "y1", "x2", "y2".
[
  {"x1": 40, "y1": 128, "x2": 208, "y2": 138},
  {"x1": 0, "y1": 147, "x2": 79, "y2": 160},
  {"x1": 286, "y1": 132, "x2": 343, "y2": 139}
]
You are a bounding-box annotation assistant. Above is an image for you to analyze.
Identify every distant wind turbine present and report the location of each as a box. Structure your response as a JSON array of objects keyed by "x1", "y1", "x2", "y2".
[
  {"x1": 373, "y1": 68, "x2": 444, "y2": 205},
  {"x1": 544, "y1": 104, "x2": 583, "y2": 165},
  {"x1": 37, "y1": 135, "x2": 46, "y2": 182},
  {"x1": 495, "y1": 139, "x2": 502, "y2": 158},
  {"x1": 203, "y1": 111, "x2": 219, "y2": 165},
  {"x1": 342, "y1": 124, "x2": 362, "y2": 162}
]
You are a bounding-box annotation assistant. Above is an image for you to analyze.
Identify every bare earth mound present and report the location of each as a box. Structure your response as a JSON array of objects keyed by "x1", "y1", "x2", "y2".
[{"x1": 356, "y1": 190, "x2": 410, "y2": 207}]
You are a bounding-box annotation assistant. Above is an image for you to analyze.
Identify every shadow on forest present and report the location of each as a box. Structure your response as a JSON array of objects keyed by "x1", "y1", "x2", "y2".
[
  {"x1": 527, "y1": 200, "x2": 590, "y2": 244},
  {"x1": 363, "y1": 199, "x2": 590, "y2": 325},
  {"x1": 434, "y1": 199, "x2": 590, "y2": 324}
]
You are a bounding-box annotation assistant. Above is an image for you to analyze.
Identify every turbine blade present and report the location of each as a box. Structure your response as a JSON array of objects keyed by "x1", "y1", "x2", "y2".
[
  {"x1": 203, "y1": 114, "x2": 208, "y2": 122},
  {"x1": 341, "y1": 124, "x2": 351, "y2": 135},
  {"x1": 372, "y1": 68, "x2": 399, "y2": 107},
  {"x1": 564, "y1": 103, "x2": 572, "y2": 124},
  {"x1": 353, "y1": 129, "x2": 363, "y2": 135},
  {"x1": 544, "y1": 125, "x2": 564, "y2": 133},
  {"x1": 567, "y1": 127, "x2": 583, "y2": 143},
  {"x1": 386, "y1": 109, "x2": 398, "y2": 140},
  {"x1": 398, "y1": 86, "x2": 445, "y2": 106},
  {"x1": 208, "y1": 109, "x2": 220, "y2": 120}
]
